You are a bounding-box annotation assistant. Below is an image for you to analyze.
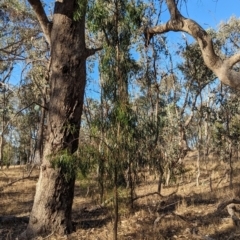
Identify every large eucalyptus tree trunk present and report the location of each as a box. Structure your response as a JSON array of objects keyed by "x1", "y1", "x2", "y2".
[{"x1": 23, "y1": 0, "x2": 100, "y2": 238}]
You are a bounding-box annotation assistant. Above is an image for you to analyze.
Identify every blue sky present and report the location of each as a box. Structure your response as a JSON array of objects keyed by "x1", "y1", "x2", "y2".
[
  {"x1": 182, "y1": 0, "x2": 240, "y2": 27},
  {"x1": 8, "y1": 0, "x2": 240, "y2": 91}
]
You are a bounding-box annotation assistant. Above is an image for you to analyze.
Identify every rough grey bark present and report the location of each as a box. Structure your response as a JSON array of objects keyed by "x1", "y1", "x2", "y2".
[
  {"x1": 22, "y1": 0, "x2": 101, "y2": 238},
  {"x1": 145, "y1": 0, "x2": 240, "y2": 89},
  {"x1": 0, "y1": 125, "x2": 3, "y2": 169},
  {"x1": 0, "y1": 90, "x2": 6, "y2": 169},
  {"x1": 33, "y1": 102, "x2": 45, "y2": 165}
]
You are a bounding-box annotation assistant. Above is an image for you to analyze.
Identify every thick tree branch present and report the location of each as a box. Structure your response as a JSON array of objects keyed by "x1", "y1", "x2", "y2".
[
  {"x1": 226, "y1": 52, "x2": 240, "y2": 68},
  {"x1": 85, "y1": 47, "x2": 103, "y2": 58},
  {"x1": 217, "y1": 199, "x2": 240, "y2": 226},
  {"x1": 166, "y1": 0, "x2": 182, "y2": 23},
  {"x1": 217, "y1": 198, "x2": 240, "y2": 210},
  {"x1": 145, "y1": 0, "x2": 240, "y2": 89},
  {"x1": 27, "y1": 0, "x2": 51, "y2": 45},
  {"x1": 147, "y1": 18, "x2": 221, "y2": 69}
]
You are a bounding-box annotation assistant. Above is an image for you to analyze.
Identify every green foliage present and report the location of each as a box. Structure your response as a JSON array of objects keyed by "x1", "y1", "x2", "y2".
[
  {"x1": 49, "y1": 146, "x2": 100, "y2": 182},
  {"x1": 178, "y1": 42, "x2": 216, "y2": 90},
  {"x1": 87, "y1": 1, "x2": 109, "y2": 32},
  {"x1": 125, "y1": 2, "x2": 144, "y2": 29},
  {"x1": 77, "y1": 144, "x2": 99, "y2": 177},
  {"x1": 87, "y1": 0, "x2": 144, "y2": 34},
  {"x1": 50, "y1": 149, "x2": 78, "y2": 182},
  {"x1": 110, "y1": 103, "x2": 137, "y2": 131},
  {"x1": 2, "y1": 142, "x2": 15, "y2": 167},
  {"x1": 73, "y1": 0, "x2": 88, "y2": 21}
]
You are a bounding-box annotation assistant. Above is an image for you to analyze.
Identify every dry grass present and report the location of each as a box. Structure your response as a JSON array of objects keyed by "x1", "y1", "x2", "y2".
[
  {"x1": 0, "y1": 166, "x2": 38, "y2": 239},
  {"x1": 1, "y1": 151, "x2": 240, "y2": 240}
]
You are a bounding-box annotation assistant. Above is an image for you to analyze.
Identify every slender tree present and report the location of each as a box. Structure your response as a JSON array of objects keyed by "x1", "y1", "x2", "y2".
[{"x1": 88, "y1": 1, "x2": 143, "y2": 238}]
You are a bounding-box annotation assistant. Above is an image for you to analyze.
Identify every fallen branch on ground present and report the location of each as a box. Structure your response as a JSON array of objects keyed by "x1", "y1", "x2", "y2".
[
  {"x1": 133, "y1": 185, "x2": 179, "y2": 202},
  {"x1": 217, "y1": 198, "x2": 240, "y2": 210},
  {"x1": 0, "y1": 215, "x2": 29, "y2": 224},
  {"x1": 132, "y1": 192, "x2": 161, "y2": 202},
  {"x1": 217, "y1": 198, "x2": 240, "y2": 226}
]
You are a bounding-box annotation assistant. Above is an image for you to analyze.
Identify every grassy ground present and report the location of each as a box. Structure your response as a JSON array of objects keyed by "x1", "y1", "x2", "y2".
[{"x1": 1, "y1": 151, "x2": 240, "y2": 239}]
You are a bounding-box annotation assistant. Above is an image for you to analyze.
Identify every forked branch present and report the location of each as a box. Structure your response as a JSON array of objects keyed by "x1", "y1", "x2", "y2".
[
  {"x1": 27, "y1": 0, "x2": 51, "y2": 45},
  {"x1": 145, "y1": 0, "x2": 240, "y2": 89},
  {"x1": 85, "y1": 47, "x2": 103, "y2": 58}
]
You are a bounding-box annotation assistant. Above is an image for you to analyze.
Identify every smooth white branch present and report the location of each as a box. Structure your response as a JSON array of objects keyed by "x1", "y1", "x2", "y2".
[{"x1": 146, "y1": 0, "x2": 240, "y2": 89}]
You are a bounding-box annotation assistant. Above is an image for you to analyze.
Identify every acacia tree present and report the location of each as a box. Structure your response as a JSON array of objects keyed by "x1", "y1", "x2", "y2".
[
  {"x1": 19, "y1": 0, "x2": 101, "y2": 238},
  {"x1": 145, "y1": 0, "x2": 240, "y2": 89}
]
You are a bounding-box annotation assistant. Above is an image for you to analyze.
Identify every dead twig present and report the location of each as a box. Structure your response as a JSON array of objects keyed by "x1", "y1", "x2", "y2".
[
  {"x1": 217, "y1": 198, "x2": 240, "y2": 210},
  {"x1": 43, "y1": 232, "x2": 54, "y2": 239},
  {"x1": 132, "y1": 192, "x2": 161, "y2": 202},
  {"x1": 0, "y1": 165, "x2": 36, "y2": 192},
  {"x1": 133, "y1": 184, "x2": 179, "y2": 202},
  {"x1": 0, "y1": 169, "x2": 8, "y2": 178}
]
